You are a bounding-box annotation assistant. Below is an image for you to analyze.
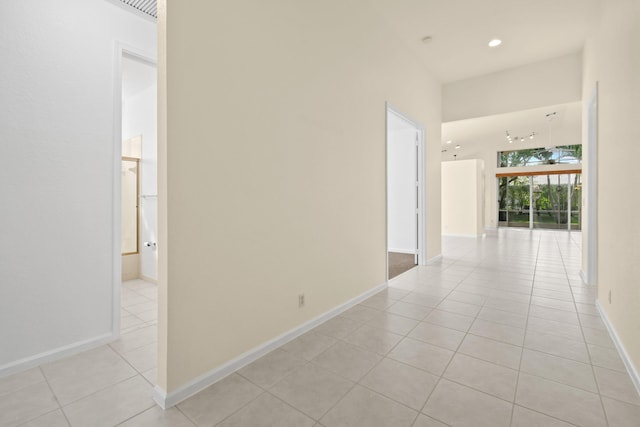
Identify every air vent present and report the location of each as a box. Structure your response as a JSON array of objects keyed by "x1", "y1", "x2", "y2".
[{"x1": 119, "y1": 0, "x2": 157, "y2": 19}]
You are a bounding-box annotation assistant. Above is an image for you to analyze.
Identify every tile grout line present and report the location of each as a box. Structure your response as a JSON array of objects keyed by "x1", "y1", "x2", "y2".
[
  {"x1": 556, "y1": 231, "x2": 612, "y2": 427},
  {"x1": 508, "y1": 232, "x2": 542, "y2": 427},
  {"x1": 415, "y1": 257, "x2": 488, "y2": 422},
  {"x1": 323, "y1": 288, "x2": 450, "y2": 424},
  {"x1": 248, "y1": 299, "x2": 421, "y2": 424},
  {"x1": 34, "y1": 365, "x2": 72, "y2": 427}
]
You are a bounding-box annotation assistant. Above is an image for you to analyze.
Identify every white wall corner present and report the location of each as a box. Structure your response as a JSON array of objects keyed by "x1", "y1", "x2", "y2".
[
  {"x1": 596, "y1": 300, "x2": 640, "y2": 397},
  {"x1": 153, "y1": 281, "x2": 388, "y2": 409},
  {"x1": 152, "y1": 386, "x2": 169, "y2": 409},
  {"x1": 579, "y1": 270, "x2": 590, "y2": 286}
]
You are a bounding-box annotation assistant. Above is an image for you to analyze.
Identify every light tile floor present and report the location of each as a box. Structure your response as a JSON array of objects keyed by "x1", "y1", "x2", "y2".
[{"x1": 2, "y1": 229, "x2": 640, "y2": 426}]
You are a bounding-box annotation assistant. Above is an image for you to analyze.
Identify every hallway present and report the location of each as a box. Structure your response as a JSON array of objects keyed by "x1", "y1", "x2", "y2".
[{"x1": 1, "y1": 230, "x2": 639, "y2": 426}]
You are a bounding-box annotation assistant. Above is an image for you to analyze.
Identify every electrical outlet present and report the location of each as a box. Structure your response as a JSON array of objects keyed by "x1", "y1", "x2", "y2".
[
  {"x1": 608, "y1": 290, "x2": 612, "y2": 304},
  {"x1": 298, "y1": 294, "x2": 305, "y2": 308}
]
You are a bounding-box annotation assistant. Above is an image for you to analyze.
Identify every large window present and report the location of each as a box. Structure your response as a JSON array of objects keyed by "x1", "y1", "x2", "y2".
[
  {"x1": 497, "y1": 176, "x2": 530, "y2": 228},
  {"x1": 498, "y1": 173, "x2": 581, "y2": 230},
  {"x1": 498, "y1": 145, "x2": 582, "y2": 168}
]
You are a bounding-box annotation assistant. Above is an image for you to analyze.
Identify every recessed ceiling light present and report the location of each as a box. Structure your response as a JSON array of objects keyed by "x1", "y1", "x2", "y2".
[
  {"x1": 446, "y1": 140, "x2": 452, "y2": 144},
  {"x1": 455, "y1": 145, "x2": 461, "y2": 149},
  {"x1": 488, "y1": 39, "x2": 502, "y2": 47},
  {"x1": 422, "y1": 36, "x2": 433, "y2": 44}
]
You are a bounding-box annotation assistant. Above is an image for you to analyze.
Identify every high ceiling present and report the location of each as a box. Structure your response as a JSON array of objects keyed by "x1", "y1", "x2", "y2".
[
  {"x1": 115, "y1": 1, "x2": 597, "y2": 157},
  {"x1": 114, "y1": 0, "x2": 600, "y2": 85},
  {"x1": 368, "y1": 0, "x2": 599, "y2": 160},
  {"x1": 371, "y1": 0, "x2": 600, "y2": 83},
  {"x1": 441, "y1": 102, "x2": 582, "y2": 161}
]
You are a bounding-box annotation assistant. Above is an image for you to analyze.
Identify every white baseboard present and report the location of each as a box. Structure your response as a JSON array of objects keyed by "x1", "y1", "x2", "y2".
[
  {"x1": 388, "y1": 248, "x2": 416, "y2": 255},
  {"x1": 579, "y1": 270, "x2": 589, "y2": 285},
  {"x1": 140, "y1": 274, "x2": 158, "y2": 284},
  {"x1": 154, "y1": 281, "x2": 389, "y2": 409},
  {"x1": 595, "y1": 300, "x2": 640, "y2": 396},
  {"x1": 0, "y1": 332, "x2": 115, "y2": 379},
  {"x1": 426, "y1": 255, "x2": 443, "y2": 265}
]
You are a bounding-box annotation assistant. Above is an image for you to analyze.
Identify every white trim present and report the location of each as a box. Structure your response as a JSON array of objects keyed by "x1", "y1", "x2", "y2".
[
  {"x1": 385, "y1": 103, "x2": 427, "y2": 269},
  {"x1": 113, "y1": 42, "x2": 158, "y2": 341},
  {"x1": 426, "y1": 254, "x2": 443, "y2": 265},
  {"x1": 112, "y1": 42, "x2": 124, "y2": 343},
  {"x1": 140, "y1": 274, "x2": 158, "y2": 284},
  {"x1": 584, "y1": 83, "x2": 598, "y2": 286},
  {"x1": 595, "y1": 300, "x2": 640, "y2": 396},
  {"x1": 579, "y1": 270, "x2": 588, "y2": 285},
  {"x1": 417, "y1": 124, "x2": 426, "y2": 266},
  {"x1": 153, "y1": 281, "x2": 388, "y2": 409},
  {"x1": 0, "y1": 333, "x2": 114, "y2": 378},
  {"x1": 388, "y1": 248, "x2": 417, "y2": 255}
]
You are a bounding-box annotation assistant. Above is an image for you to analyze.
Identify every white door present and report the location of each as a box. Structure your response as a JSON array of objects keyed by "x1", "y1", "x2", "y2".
[{"x1": 387, "y1": 111, "x2": 419, "y2": 262}]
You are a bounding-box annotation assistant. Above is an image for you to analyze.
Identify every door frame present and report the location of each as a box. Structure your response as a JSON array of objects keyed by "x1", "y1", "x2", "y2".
[
  {"x1": 583, "y1": 82, "x2": 598, "y2": 286},
  {"x1": 112, "y1": 41, "x2": 157, "y2": 337},
  {"x1": 385, "y1": 103, "x2": 426, "y2": 280}
]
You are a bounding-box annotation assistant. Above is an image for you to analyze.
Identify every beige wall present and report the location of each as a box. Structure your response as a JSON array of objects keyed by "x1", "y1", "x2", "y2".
[
  {"x1": 157, "y1": 0, "x2": 442, "y2": 393},
  {"x1": 441, "y1": 159, "x2": 485, "y2": 236},
  {"x1": 121, "y1": 254, "x2": 140, "y2": 281},
  {"x1": 582, "y1": 0, "x2": 640, "y2": 374},
  {"x1": 443, "y1": 53, "x2": 582, "y2": 122}
]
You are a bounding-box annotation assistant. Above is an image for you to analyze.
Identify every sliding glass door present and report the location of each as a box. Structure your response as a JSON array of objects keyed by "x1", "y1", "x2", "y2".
[
  {"x1": 498, "y1": 176, "x2": 530, "y2": 228},
  {"x1": 499, "y1": 173, "x2": 581, "y2": 231},
  {"x1": 569, "y1": 174, "x2": 582, "y2": 230}
]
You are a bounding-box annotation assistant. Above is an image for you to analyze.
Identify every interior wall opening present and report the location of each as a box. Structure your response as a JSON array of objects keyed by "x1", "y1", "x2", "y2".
[
  {"x1": 386, "y1": 106, "x2": 425, "y2": 279},
  {"x1": 120, "y1": 53, "x2": 158, "y2": 284}
]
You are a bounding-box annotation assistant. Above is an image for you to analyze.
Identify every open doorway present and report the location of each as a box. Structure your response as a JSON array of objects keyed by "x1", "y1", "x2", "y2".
[
  {"x1": 108, "y1": 47, "x2": 160, "y2": 384},
  {"x1": 113, "y1": 47, "x2": 159, "y2": 349},
  {"x1": 120, "y1": 53, "x2": 158, "y2": 285},
  {"x1": 386, "y1": 105, "x2": 425, "y2": 279}
]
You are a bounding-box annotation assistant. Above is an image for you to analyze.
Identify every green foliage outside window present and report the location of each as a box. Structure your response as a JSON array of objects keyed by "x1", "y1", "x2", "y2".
[{"x1": 498, "y1": 145, "x2": 582, "y2": 167}]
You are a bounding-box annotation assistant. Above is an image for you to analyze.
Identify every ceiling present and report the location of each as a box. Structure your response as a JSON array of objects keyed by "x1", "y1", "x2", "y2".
[
  {"x1": 441, "y1": 102, "x2": 582, "y2": 161},
  {"x1": 370, "y1": 0, "x2": 600, "y2": 83},
  {"x1": 368, "y1": 1, "x2": 598, "y2": 161},
  {"x1": 118, "y1": 0, "x2": 157, "y2": 19},
  {"x1": 115, "y1": 1, "x2": 596, "y2": 158},
  {"x1": 113, "y1": 0, "x2": 600, "y2": 85}
]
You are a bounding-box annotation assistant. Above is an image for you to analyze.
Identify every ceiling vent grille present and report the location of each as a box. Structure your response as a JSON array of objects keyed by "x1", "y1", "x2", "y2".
[{"x1": 119, "y1": 0, "x2": 157, "y2": 19}]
